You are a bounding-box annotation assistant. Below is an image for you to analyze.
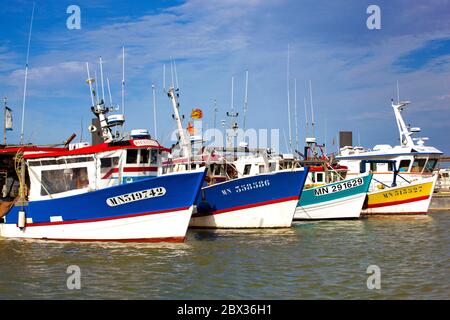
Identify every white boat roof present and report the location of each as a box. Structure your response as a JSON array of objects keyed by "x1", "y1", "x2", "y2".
[{"x1": 336, "y1": 144, "x2": 443, "y2": 160}]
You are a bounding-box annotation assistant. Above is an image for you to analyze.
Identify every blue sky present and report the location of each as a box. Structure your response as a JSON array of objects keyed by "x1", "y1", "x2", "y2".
[{"x1": 0, "y1": 0, "x2": 449, "y2": 154}]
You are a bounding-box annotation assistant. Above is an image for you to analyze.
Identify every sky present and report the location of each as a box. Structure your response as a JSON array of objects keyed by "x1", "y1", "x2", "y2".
[{"x1": 0, "y1": 0, "x2": 449, "y2": 155}]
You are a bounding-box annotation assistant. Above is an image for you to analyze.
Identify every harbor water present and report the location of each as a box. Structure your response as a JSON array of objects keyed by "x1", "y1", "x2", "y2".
[{"x1": 0, "y1": 212, "x2": 449, "y2": 300}]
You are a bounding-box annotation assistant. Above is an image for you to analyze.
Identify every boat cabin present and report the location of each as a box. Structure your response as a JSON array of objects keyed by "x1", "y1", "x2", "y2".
[
  {"x1": 20, "y1": 139, "x2": 168, "y2": 201},
  {"x1": 337, "y1": 145, "x2": 441, "y2": 178},
  {"x1": 162, "y1": 154, "x2": 237, "y2": 185}
]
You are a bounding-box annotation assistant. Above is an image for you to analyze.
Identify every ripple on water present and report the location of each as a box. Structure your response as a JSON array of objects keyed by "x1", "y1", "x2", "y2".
[{"x1": 0, "y1": 212, "x2": 449, "y2": 299}]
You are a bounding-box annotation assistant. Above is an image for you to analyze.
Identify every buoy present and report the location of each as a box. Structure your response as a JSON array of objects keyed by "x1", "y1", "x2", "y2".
[{"x1": 18, "y1": 211, "x2": 26, "y2": 229}]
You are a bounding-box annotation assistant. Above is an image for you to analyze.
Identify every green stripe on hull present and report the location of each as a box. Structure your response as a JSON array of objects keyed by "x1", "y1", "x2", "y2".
[{"x1": 299, "y1": 174, "x2": 372, "y2": 207}]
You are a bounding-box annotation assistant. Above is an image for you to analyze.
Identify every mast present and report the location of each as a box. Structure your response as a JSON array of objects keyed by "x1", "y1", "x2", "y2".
[
  {"x1": 226, "y1": 76, "x2": 239, "y2": 149},
  {"x1": 121, "y1": 46, "x2": 125, "y2": 124},
  {"x1": 152, "y1": 83, "x2": 157, "y2": 139},
  {"x1": 243, "y1": 70, "x2": 249, "y2": 131},
  {"x1": 86, "y1": 62, "x2": 112, "y2": 142},
  {"x1": 213, "y1": 99, "x2": 218, "y2": 130},
  {"x1": 3, "y1": 97, "x2": 7, "y2": 145},
  {"x1": 294, "y1": 78, "x2": 299, "y2": 151},
  {"x1": 20, "y1": 2, "x2": 35, "y2": 145},
  {"x1": 168, "y1": 87, "x2": 190, "y2": 158},
  {"x1": 309, "y1": 80, "x2": 315, "y2": 139},
  {"x1": 392, "y1": 99, "x2": 414, "y2": 147},
  {"x1": 304, "y1": 97, "x2": 308, "y2": 137},
  {"x1": 99, "y1": 56, "x2": 105, "y2": 103},
  {"x1": 286, "y1": 44, "x2": 292, "y2": 153}
]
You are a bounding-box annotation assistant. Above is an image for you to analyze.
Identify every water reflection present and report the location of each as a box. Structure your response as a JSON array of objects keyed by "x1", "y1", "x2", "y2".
[{"x1": 0, "y1": 212, "x2": 448, "y2": 299}]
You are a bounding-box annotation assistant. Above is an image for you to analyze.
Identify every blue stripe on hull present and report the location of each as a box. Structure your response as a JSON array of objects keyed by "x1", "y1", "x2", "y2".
[
  {"x1": 194, "y1": 169, "x2": 309, "y2": 215},
  {"x1": 4, "y1": 170, "x2": 206, "y2": 225}
]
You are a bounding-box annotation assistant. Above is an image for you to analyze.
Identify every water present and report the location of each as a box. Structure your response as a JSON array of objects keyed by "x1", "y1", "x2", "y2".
[{"x1": 0, "y1": 212, "x2": 449, "y2": 300}]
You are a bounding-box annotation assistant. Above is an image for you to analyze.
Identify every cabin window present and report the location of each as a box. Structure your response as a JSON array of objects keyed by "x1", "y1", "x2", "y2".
[
  {"x1": 259, "y1": 165, "x2": 265, "y2": 174},
  {"x1": 370, "y1": 163, "x2": 377, "y2": 172},
  {"x1": 126, "y1": 149, "x2": 138, "y2": 164},
  {"x1": 269, "y1": 162, "x2": 276, "y2": 172},
  {"x1": 150, "y1": 149, "x2": 158, "y2": 164},
  {"x1": 316, "y1": 172, "x2": 324, "y2": 183},
  {"x1": 243, "y1": 164, "x2": 252, "y2": 176},
  {"x1": 387, "y1": 162, "x2": 395, "y2": 172},
  {"x1": 140, "y1": 149, "x2": 149, "y2": 165},
  {"x1": 398, "y1": 160, "x2": 411, "y2": 172},
  {"x1": 40, "y1": 167, "x2": 89, "y2": 196},
  {"x1": 209, "y1": 164, "x2": 225, "y2": 176},
  {"x1": 100, "y1": 157, "x2": 119, "y2": 175},
  {"x1": 28, "y1": 157, "x2": 94, "y2": 166},
  {"x1": 424, "y1": 159, "x2": 437, "y2": 173},
  {"x1": 411, "y1": 159, "x2": 427, "y2": 173}
]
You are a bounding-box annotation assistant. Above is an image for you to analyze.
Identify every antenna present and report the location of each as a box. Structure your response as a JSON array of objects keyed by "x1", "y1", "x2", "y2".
[
  {"x1": 309, "y1": 80, "x2": 315, "y2": 139},
  {"x1": 396, "y1": 80, "x2": 400, "y2": 104},
  {"x1": 170, "y1": 60, "x2": 174, "y2": 88},
  {"x1": 20, "y1": 2, "x2": 35, "y2": 145},
  {"x1": 163, "y1": 64, "x2": 166, "y2": 92},
  {"x1": 243, "y1": 70, "x2": 249, "y2": 131},
  {"x1": 231, "y1": 76, "x2": 234, "y2": 111},
  {"x1": 324, "y1": 118, "x2": 327, "y2": 154},
  {"x1": 86, "y1": 62, "x2": 95, "y2": 106},
  {"x1": 304, "y1": 97, "x2": 308, "y2": 138},
  {"x1": 94, "y1": 71, "x2": 99, "y2": 104},
  {"x1": 286, "y1": 44, "x2": 292, "y2": 152},
  {"x1": 213, "y1": 99, "x2": 218, "y2": 130},
  {"x1": 80, "y1": 117, "x2": 83, "y2": 142},
  {"x1": 174, "y1": 60, "x2": 179, "y2": 89},
  {"x1": 121, "y1": 46, "x2": 125, "y2": 114},
  {"x1": 99, "y1": 56, "x2": 105, "y2": 103},
  {"x1": 152, "y1": 83, "x2": 157, "y2": 139},
  {"x1": 106, "y1": 77, "x2": 113, "y2": 107},
  {"x1": 294, "y1": 78, "x2": 299, "y2": 151}
]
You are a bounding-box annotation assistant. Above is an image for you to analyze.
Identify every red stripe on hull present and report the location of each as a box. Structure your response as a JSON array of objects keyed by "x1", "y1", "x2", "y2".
[
  {"x1": 362, "y1": 212, "x2": 428, "y2": 216},
  {"x1": 25, "y1": 206, "x2": 190, "y2": 227},
  {"x1": 193, "y1": 196, "x2": 299, "y2": 217},
  {"x1": 366, "y1": 195, "x2": 430, "y2": 209},
  {"x1": 34, "y1": 236, "x2": 186, "y2": 243}
]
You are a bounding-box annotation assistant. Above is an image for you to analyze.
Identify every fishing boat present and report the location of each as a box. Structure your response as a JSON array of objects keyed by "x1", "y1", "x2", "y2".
[
  {"x1": 234, "y1": 145, "x2": 373, "y2": 220},
  {"x1": 0, "y1": 71, "x2": 206, "y2": 242},
  {"x1": 435, "y1": 168, "x2": 450, "y2": 192},
  {"x1": 159, "y1": 86, "x2": 309, "y2": 228},
  {"x1": 336, "y1": 99, "x2": 442, "y2": 215}
]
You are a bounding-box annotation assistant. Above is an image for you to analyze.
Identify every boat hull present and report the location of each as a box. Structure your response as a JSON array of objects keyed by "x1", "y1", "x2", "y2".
[
  {"x1": 0, "y1": 169, "x2": 206, "y2": 242},
  {"x1": 294, "y1": 174, "x2": 372, "y2": 220},
  {"x1": 362, "y1": 175, "x2": 437, "y2": 215},
  {"x1": 189, "y1": 169, "x2": 309, "y2": 228}
]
